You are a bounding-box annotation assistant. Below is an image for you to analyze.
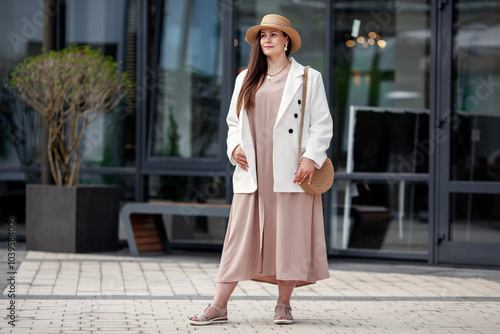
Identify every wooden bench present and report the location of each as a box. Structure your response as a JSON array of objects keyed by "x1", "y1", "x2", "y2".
[{"x1": 120, "y1": 202, "x2": 231, "y2": 256}]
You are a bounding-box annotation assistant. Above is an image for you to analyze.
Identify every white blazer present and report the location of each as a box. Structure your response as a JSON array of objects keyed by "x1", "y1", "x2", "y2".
[{"x1": 226, "y1": 57, "x2": 333, "y2": 193}]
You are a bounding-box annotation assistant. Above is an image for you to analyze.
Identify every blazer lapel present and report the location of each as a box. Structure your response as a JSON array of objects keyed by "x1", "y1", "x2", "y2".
[{"x1": 274, "y1": 58, "x2": 304, "y2": 127}]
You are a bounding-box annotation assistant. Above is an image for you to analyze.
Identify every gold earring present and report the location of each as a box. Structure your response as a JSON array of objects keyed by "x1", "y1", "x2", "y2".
[{"x1": 284, "y1": 43, "x2": 288, "y2": 52}]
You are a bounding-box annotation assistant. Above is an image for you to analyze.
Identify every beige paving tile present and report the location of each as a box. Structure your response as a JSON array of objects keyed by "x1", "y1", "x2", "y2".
[{"x1": 2, "y1": 250, "x2": 500, "y2": 333}]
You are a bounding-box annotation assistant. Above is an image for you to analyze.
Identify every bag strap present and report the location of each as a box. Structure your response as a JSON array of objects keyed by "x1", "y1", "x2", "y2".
[{"x1": 297, "y1": 66, "x2": 310, "y2": 165}]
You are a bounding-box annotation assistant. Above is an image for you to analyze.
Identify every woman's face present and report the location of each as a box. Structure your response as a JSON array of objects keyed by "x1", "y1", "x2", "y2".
[{"x1": 260, "y1": 28, "x2": 289, "y2": 58}]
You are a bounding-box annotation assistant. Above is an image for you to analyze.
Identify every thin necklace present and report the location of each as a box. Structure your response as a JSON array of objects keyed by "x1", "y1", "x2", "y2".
[{"x1": 266, "y1": 61, "x2": 290, "y2": 80}]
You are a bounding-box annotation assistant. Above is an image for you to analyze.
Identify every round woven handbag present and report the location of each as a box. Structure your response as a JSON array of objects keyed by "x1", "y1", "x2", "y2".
[
  {"x1": 298, "y1": 66, "x2": 334, "y2": 195},
  {"x1": 300, "y1": 158, "x2": 334, "y2": 194}
]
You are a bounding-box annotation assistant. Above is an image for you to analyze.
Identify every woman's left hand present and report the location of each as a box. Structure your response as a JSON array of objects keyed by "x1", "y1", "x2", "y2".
[{"x1": 293, "y1": 157, "x2": 315, "y2": 185}]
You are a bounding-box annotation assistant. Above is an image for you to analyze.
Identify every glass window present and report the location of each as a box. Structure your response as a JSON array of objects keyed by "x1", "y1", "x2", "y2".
[
  {"x1": 0, "y1": 173, "x2": 41, "y2": 227},
  {"x1": 151, "y1": 0, "x2": 223, "y2": 159},
  {"x1": 79, "y1": 173, "x2": 136, "y2": 202},
  {"x1": 65, "y1": 0, "x2": 137, "y2": 168},
  {"x1": 0, "y1": 1, "x2": 44, "y2": 168},
  {"x1": 450, "y1": 193, "x2": 500, "y2": 243},
  {"x1": 347, "y1": 107, "x2": 429, "y2": 174},
  {"x1": 1, "y1": 3, "x2": 46, "y2": 235},
  {"x1": 332, "y1": 1, "x2": 431, "y2": 171},
  {"x1": 329, "y1": 1, "x2": 431, "y2": 255},
  {"x1": 149, "y1": 175, "x2": 227, "y2": 245},
  {"x1": 330, "y1": 180, "x2": 428, "y2": 253},
  {"x1": 235, "y1": 0, "x2": 326, "y2": 75},
  {"x1": 451, "y1": 1, "x2": 500, "y2": 182}
]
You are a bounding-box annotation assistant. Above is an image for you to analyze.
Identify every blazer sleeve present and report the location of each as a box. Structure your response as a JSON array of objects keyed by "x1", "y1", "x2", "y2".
[
  {"x1": 302, "y1": 69, "x2": 334, "y2": 169},
  {"x1": 226, "y1": 70, "x2": 247, "y2": 165}
]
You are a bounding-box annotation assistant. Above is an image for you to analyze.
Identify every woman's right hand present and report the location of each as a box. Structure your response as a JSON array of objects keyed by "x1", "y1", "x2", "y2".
[{"x1": 232, "y1": 144, "x2": 249, "y2": 171}]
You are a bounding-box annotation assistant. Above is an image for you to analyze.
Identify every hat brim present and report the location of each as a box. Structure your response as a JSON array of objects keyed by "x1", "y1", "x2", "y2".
[{"x1": 245, "y1": 25, "x2": 301, "y2": 52}]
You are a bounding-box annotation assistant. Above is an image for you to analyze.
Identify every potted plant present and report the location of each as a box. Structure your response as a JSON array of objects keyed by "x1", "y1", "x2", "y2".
[{"x1": 6, "y1": 44, "x2": 132, "y2": 252}]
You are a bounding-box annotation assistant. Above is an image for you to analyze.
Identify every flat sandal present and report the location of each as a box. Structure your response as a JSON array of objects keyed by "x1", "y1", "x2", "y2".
[
  {"x1": 188, "y1": 303, "x2": 228, "y2": 326},
  {"x1": 274, "y1": 303, "x2": 293, "y2": 324}
]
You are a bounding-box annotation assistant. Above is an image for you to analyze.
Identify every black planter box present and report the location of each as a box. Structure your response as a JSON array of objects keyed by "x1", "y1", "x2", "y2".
[{"x1": 26, "y1": 184, "x2": 120, "y2": 253}]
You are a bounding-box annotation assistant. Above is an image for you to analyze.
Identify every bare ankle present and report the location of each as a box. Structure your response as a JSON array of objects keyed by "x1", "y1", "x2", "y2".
[
  {"x1": 211, "y1": 302, "x2": 227, "y2": 309},
  {"x1": 276, "y1": 299, "x2": 291, "y2": 306}
]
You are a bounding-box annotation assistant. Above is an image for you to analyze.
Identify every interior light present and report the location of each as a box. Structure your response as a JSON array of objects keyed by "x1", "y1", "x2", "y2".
[
  {"x1": 368, "y1": 32, "x2": 377, "y2": 39},
  {"x1": 368, "y1": 38, "x2": 375, "y2": 45},
  {"x1": 353, "y1": 70, "x2": 361, "y2": 86},
  {"x1": 377, "y1": 40, "x2": 387, "y2": 48},
  {"x1": 346, "y1": 40, "x2": 355, "y2": 47},
  {"x1": 344, "y1": 33, "x2": 351, "y2": 39},
  {"x1": 351, "y1": 19, "x2": 361, "y2": 38},
  {"x1": 363, "y1": 42, "x2": 368, "y2": 48},
  {"x1": 234, "y1": 38, "x2": 239, "y2": 47},
  {"x1": 357, "y1": 36, "x2": 365, "y2": 44}
]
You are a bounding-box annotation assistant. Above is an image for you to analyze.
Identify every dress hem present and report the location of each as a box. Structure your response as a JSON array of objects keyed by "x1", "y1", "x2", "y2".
[{"x1": 217, "y1": 272, "x2": 330, "y2": 287}]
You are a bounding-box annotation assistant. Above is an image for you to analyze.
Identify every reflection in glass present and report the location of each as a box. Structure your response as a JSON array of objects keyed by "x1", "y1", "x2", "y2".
[
  {"x1": 66, "y1": 0, "x2": 136, "y2": 169},
  {"x1": 235, "y1": 1, "x2": 326, "y2": 76},
  {"x1": 450, "y1": 193, "x2": 500, "y2": 243},
  {"x1": 0, "y1": 0, "x2": 44, "y2": 168},
  {"x1": 149, "y1": 175, "x2": 227, "y2": 245},
  {"x1": 152, "y1": 0, "x2": 222, "y2": 158},
  {"x1": 451, "y1": 1, "x2": 500, "y2": 182},
  {"x1": 329, "y1": 1, "x2": 430, "y2": 255},
  {"x1": 347, "y1": 107, "x2": 429, "y2": 174},
  {"x1": 0, "y1": 174, "x2": 41, "y2": 226},
  {"x1": 331, "y1": 181, "x2": 428, "y2": 253},
  {"x1": 332, "y1": 1, "x2": 431, "y2": 170},
  {"x1": 79, "y1": 174, "x2": 136, "y2": 201}
]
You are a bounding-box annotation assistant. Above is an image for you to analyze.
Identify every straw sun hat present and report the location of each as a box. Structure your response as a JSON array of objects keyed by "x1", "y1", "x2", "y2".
[{"x1": 245, "y1": 14, "x2": 301, "y2": 52}]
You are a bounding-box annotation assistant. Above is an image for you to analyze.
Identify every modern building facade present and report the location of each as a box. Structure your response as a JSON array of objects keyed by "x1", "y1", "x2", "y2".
[{"x1": 1, "y1": 0, "x2": 499, "y2": 266}]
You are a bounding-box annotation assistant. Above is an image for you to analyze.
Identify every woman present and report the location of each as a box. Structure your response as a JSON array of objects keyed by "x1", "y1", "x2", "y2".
[{"x1": 189, "y1": 14, "x2": 333, "y2": 326}]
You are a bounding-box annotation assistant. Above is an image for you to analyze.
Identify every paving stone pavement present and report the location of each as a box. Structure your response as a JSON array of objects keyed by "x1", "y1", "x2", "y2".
[{"x1": 1, "y1": 249, "x2": 500, "y2": 334}]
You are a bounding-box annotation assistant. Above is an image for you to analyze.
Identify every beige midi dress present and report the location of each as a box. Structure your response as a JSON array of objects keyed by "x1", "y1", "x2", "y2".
[{"x1": 217, "y1": 66, "x2": 330, "y2": 287}]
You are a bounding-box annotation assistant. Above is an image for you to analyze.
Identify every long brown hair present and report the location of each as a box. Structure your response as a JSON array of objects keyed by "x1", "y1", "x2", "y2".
[{"x1": 236, "y1": 31, "x2": 292, "y2": 117}]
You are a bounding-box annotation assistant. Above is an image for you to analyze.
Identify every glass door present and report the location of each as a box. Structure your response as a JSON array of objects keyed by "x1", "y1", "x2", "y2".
[
  {"x1": 436, "y1": 0, "x2": 500, "y2": 265},
  {"x1": 329, "y1": 0, "x2": 431, "y2": 258}
]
